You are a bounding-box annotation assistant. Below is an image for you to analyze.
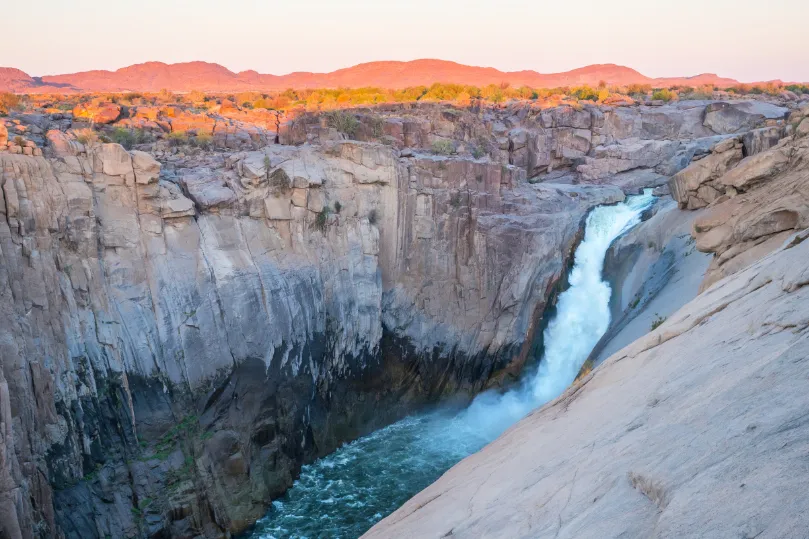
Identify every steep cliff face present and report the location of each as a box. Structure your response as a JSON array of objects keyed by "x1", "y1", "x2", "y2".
[
  {"x1": 283, "y1": 100, "x2": 788, "y2": 186},
  {"x1": 0, "y1": 131, "x2": 620, "y2": 538},
  {"x1": 363, "y1": 102, "x2": 809, "y2": 539},
  {"x1": 0, "y1": 96, "x2": 799, "y2": 538}
]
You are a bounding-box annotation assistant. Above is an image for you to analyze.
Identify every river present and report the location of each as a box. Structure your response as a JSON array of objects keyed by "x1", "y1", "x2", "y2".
[{"x1": 245, "y1": 190, "x2": 655, "y2": 539}]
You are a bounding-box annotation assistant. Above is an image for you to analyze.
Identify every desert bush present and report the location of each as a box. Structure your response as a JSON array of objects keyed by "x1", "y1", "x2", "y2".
[
  {"x1": 786, "y1": 84, "x2": 809, "y2": 95},
  {"x1": 108, "y1": 127, "x2": 151, "y2": 149},
  {"x1": 333, "y1": 200, "x2": 342, "y2": 214},
  {"x1": 0, "y1": 92, "x2": 22, "y2": 115},
  {"x1": 625, "y1": 84, "x2": 652, "y2": 97},
  {"x1": 325, "y1": 110, "x2": 359, "y2": 137},
  {"x1": 368, "y1": 209, "x2": 378, "y2": 225},
  {"x1": 431, "y1": 139, "x2": 455, "y2": 155},
  {"x1": 572, "y1": 85, "x2": 599, "y2": 101},
  {"x1": 680, "y1": 85, "x2": 713, "y2": 100},
  {"x1": 73, "y1": 128, "x2": 98, "y2": 145},
  {"x1": 652, "y1": 89, "x2": 676, "y2": 102},
  {"x1": 480, "y1": 84, "x2": 504, "y2": 104},
  {"x1": 158, "y1": 88, "x2": 173, "y2": 102},
  {"x1": 367, "y1": 114, "x2": 385, "y2": 138}
]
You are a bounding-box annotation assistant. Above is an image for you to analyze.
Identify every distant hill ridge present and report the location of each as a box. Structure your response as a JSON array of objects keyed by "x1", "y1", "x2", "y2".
[{"x1": 0, "y1": 59, "x2": 755, "y2": 93}]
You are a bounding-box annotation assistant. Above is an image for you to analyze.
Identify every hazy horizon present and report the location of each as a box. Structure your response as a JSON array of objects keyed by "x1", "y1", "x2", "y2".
[{"x1": 4, "y1": 0, "x2": 808, "y2": 82}]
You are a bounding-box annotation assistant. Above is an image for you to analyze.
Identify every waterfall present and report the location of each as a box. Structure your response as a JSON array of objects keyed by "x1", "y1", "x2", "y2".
[{"x1": 247, "y1": 191, "x2": 656, "y2": 539}]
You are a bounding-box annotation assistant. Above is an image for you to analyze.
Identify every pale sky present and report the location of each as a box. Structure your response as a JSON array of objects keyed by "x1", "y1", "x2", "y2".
[{"x1": 3, "y1": 0, "x2": 807, "y2": 82}]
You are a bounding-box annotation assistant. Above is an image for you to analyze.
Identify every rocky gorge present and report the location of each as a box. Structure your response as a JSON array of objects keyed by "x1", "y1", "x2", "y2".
[{"x1": 1, "y1": 93, "x2": 806, "y2": 539}]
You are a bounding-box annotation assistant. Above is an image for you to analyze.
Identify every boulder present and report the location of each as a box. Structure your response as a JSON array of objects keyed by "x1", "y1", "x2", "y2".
[
  {"x1": 742, "y1": 126, "x2": 785, "y2": 156},
  {"x1": 291, "y1": 188, "x2": 307, "y2": 207},
  {"x1": 703, "y1": 102, "x2": 764, "y2": 134},
  {"x1": 718, "y1": 143, "x2": 791, "y2": 190},
  {"x1": 95, "y1": 143, "x2": 133, "y2": 177},
  {"x1": 669, "y1": 145, "x2": 743, "y2": 208},
  {"x1": 130, "y1": 150, "x2": 160, "y2": 184},
  {"x1": 264, "y1": 196, "x2": 292, "y2": 220},
  {"x1": 178, "y1": 174, "x2": 236, "y2": 209},
  {"x1": 72, "y1": 102, "x2": 122, "y2": 124},
  {"x1": 796, "y1": 118, "x2": 809, "y2": 138}
]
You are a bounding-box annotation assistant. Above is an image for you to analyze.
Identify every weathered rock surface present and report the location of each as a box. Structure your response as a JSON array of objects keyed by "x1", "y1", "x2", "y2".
[
  {"x1": 0, "y1": 96, "x2": 800, "y2": 538},
  {"x1": 283, "y1": 100, "x2": 788, "y2": 191},
  {"x1": 671, "y1": 104, "x2": 809, "y2": 290},
  {"x1": 364, "y1": 228, "x2": 809, "y2": 539},
  {"x1": 72, "y1": 102, "x2": 122, "y2": 124},
  {"x1": 0, "y1": 129, "x2": 620, "y2": 537},
  {"x1": 593, "y1": 198, "x2": 712, "y2": 363}
]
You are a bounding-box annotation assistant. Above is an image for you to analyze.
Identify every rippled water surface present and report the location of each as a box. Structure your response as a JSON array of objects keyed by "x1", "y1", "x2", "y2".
[{"x1": 246, "y1": 192, "x2": 655, "y2": 539}]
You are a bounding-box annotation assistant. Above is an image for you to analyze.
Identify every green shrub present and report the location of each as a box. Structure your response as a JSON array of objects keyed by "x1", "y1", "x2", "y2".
[
  {"x1": 431, "y1": 139, "x2": 455, "y2": 155},
  {"x1": 0, "y1": 92, "x2": 21, "y2": 115},
  {"x1": 651, "y1": 314, "x2": 667, "y2": 331},
  {"x1": 109, "y1": 127, "x2": 151, "y2": 149},
  {"x1": 652, "y1": 89, "x2": 675, "y2": 102},
  {"x1": 313, "y1": 207, "x2": 331, "y2": 232},
  {"x1": 325, "y1": 110, "x2": 359, "y2": 137},
  {"x1": 368, "y1": 209, "x2": 378, "y2": 225},
  {"x1": 572, "y1": 85, "x2": 599, "y2": 101},
  {"x1": 367, "y1": 115, "x2": 385, "y2": 138},
  {"x1": 333, "y1": 201, "x2": 342, "y2": 214},
  {"x1": 786, "y1": 84, "x2": 809, "y2": 95}
]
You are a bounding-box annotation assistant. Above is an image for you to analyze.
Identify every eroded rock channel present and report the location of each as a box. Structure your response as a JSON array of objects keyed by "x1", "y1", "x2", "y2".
[{"x1": 1, "y1": 96, "x2": 805, "y2": 539}]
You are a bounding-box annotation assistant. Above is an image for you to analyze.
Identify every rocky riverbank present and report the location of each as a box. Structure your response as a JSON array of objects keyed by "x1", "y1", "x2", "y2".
[
  {"x1": 363, "y1": 102, "x2": 809, "y2": 539},
  {"x1": 0, "y1": 96, "x2": 803, "y2": 538}
]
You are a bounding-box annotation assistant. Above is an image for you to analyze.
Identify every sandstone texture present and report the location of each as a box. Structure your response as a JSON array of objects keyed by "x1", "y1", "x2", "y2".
[{"x1": 364, "y1": 226, "x2": 809, "y2": 539}]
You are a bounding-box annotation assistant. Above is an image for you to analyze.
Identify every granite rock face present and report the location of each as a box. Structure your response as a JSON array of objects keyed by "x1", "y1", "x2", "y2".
[
  {"x1": 283, "y1": 100, "x2": 788, "y2": 190},
  {"x1": 0, "y1": 129, "x2": 620, "y2": 538},
  {"x1": 0, "y1": 97, "x2": 800, "y2": 538},
  {"x1": 671, "y1": 105, "x2": 809, "y2": 290},
  {"x1": 364, "y1": 227, "x2": 809, "y2": 539}
]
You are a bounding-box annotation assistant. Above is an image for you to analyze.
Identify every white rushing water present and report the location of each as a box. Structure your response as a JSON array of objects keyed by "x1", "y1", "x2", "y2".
[
  {"x1": 247, "y1": 191, "x2": 656, "y2": 539},
  {"x1": 462, "y1": 189, "x2": 656, "y2": 439}
]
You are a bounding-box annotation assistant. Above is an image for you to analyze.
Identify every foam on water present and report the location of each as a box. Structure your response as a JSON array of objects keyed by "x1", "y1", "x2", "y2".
[{"x1": 246, "y1": 191, "x2": 655, "y2": 539}]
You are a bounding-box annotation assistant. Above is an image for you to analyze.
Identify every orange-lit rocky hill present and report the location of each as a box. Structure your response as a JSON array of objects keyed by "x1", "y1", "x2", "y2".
[{"x1": 1, "y1": 59, "x2": 747, "y2": 93}]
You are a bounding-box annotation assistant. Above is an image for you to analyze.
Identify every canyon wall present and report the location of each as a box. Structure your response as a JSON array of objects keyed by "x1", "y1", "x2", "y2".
[
  {"x1": 0, "y1": 97, "x2": 797, "y2": 538},
  {"x1": 363, "y1": 104, "x2": 809, "y2": 539}
]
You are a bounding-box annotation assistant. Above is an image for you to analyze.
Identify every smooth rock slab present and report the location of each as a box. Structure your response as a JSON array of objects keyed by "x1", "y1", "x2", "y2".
[{"x1": 364, "y1": 232, "x2": 809, "y2": 539}]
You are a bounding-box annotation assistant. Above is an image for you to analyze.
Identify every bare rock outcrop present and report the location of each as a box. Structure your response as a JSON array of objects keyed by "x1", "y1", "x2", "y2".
[
  {"x1": 72, "y1": 102, "x2": 122, "y2": 124},
  {"x1": 669, "y1": 104, "x2": 809, "y2": 289},
  {"x1": 284, "y1": 100, "x2": 787, "y2": 194}
]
